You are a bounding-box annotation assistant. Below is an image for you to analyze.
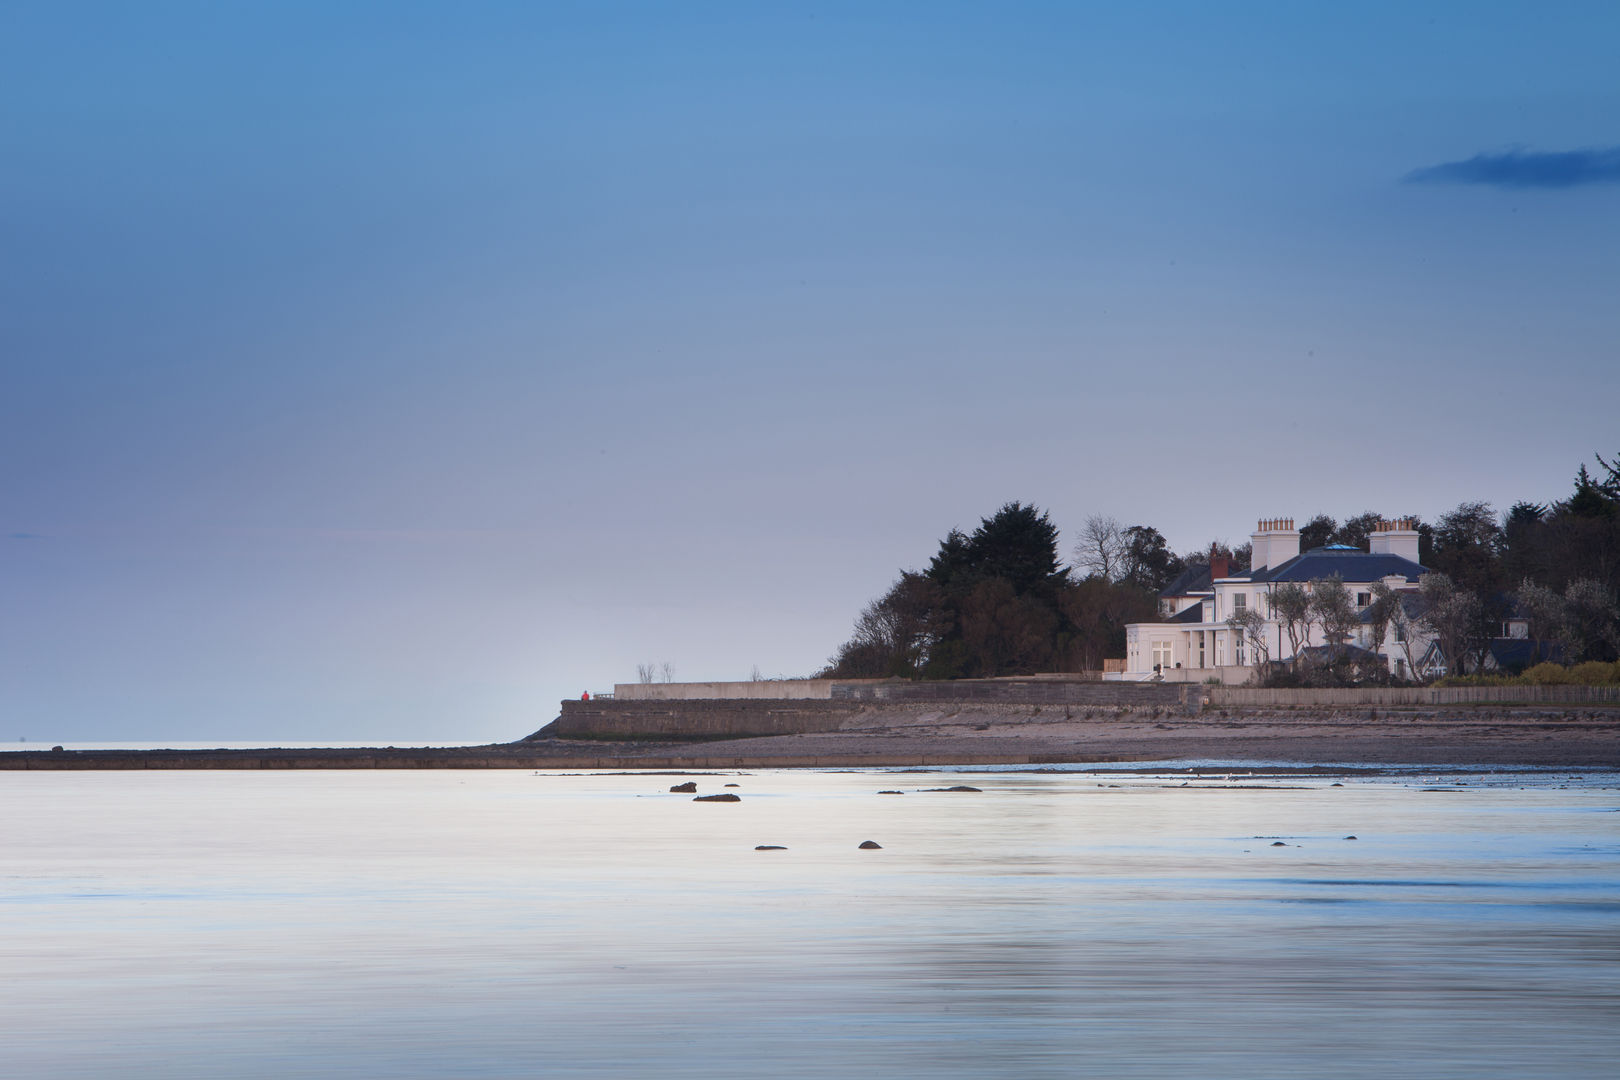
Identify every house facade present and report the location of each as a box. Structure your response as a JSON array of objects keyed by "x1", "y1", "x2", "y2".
[{"x1": 1113, "y1": 518, "x2": 1429, "y2": 682}]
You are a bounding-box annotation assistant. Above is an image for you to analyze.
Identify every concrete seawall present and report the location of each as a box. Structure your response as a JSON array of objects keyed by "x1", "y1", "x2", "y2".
[
  {"x1": 554, "y1": 699, "x2": 865, "y2": 740},
  {"x1": 556, "y1": 680, "x2": 1196, "y2": 740}
]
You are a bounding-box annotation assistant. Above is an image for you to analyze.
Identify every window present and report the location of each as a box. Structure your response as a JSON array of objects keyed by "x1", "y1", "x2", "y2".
[
  {"x1": 1152, "y1": 641, "x2": 1173, "y2": 672},
  {"x1": 1357, "y1": 592, "x2": 1371, "y2": 607},
  {"x1": 1395, "y1": 626, "x2": 1406, "y2": 643},
  {"x1": 1233, "y1": 593, "x2": 1246, "y2": 613}
]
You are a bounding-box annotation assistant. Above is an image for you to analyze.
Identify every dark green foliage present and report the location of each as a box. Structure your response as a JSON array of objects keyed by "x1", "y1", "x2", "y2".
[
  {"x1": 824, "y1": 503, "x2": 1156, "y2": 679},
  {"x1": 925, "y1": 502, "x2": 1066, "y2": 597},
  {"x1": 1120, "y1": 525, "x2": 1184, "y2": 592},
  {"x1": 1299, "y1": 514, "x2": 1336, "y2": 551},
  {"x1": 1331, "y1": 512, "x2": 1384, "y2": 550}
]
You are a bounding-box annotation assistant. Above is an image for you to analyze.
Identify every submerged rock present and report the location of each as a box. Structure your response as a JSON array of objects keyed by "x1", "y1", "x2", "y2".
[
  {"x1": 669, "y1": 781, "x2": 698, "y2": 793},
  {"x1": 694, "y1": 793, "x2": 741, "y2": 802},
  {"x1": 858, "y1": 840, "x2": 883, "y2": 849}
]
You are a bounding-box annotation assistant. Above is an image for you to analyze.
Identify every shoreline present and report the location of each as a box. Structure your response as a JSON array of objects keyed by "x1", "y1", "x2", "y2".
[{"x1": 6, "y1": 703, "x2": 1616, "y2": 770}]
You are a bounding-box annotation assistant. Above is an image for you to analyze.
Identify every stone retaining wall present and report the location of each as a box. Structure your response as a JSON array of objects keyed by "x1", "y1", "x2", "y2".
[
  {"x1": 552, "y1": 681, "x2": 1194, "y2": 740},
  {"x1": 554, "y1": 699, "x2": 866, "y2": 740}
]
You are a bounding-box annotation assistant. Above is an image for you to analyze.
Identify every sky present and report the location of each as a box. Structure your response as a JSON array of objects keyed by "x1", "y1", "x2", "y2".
[{"x1": 4, "y1": 2, "x2": 1617, "y2": 744}]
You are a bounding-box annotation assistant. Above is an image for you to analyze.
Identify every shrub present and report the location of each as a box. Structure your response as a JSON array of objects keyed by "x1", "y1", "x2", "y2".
[
  {"x1": 1569, "y1": 660, "x2": 1620, "y2": 685},
  {"x1": 1522, "y1": 662, "x2": 1577, "y2": 685}
]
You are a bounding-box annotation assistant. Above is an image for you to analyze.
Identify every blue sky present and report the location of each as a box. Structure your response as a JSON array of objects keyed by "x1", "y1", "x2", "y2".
[{"x1": 4, "y1": 2, "x2": 1617, "y2": 743}]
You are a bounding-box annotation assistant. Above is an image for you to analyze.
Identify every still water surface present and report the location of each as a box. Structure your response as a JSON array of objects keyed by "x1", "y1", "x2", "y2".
[{"x1": 4, "y1": 769, "x2": 1617, "y2": 1078}]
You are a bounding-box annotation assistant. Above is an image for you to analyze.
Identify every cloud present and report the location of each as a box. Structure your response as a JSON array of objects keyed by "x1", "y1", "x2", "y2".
[
  {"x1": 1404, "y1": 146, "x2": 1620, "y2": 189},
  {"x1": 8, "y1": 532, "x2": 46, "y2": 540}
]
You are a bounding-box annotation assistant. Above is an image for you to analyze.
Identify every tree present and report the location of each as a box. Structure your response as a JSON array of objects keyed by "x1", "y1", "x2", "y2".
[
  {"x1": 1429, "y1": 501, "x2": 1503, "y2": 596},
  {"x1": 958, "y1": 578, "x2": 1059, "y2": 676},
  {"x1": 1564, "y1": 579, "x2": 1620, "y2": 662},
  {"x1": 1387, "y1": 590, "x2": 1426, "y2": 680},
  {"x1": 822, "y1": 572, "x2": 943, "y2": 678},
  {"x1": 1418, "y1": 573, "x2": 1483, "y2": 676},
  {"x1": 1502, "y1": 501, "x2": 1549, "y2": 584},
  {"x1": 1332, "y1": 512, "x2": 1384, "y2": 550},
  {"x1": 1365, "y1": 581, "x2": 1403, "y2": 661},
  {"x1": 1309, "y1": 574, "x2": 1359, "y2": 665},
  {"x1": 1059, "y1": 575, "x2": 1157, "y2": 670},
  {"x1": 1299, "y1": 514, "x2": 1336, "y2": 552},
  {"x1": 636, "y1": 663, "x2": 657, "y2": 684},
  {"x1": 1073, "y1": 514, "x2": 1126, "y2": 582},
  {"x1": 1267, "y1": 583, "x2": 1313, "y2": 667},
  {"x1": 1226, "y1": 606, "x2": 1271, "y2": 670},
  {"x1": 1521, "y1": 578, "x2": 1620, "y2": 664},
  {"x1": 1120, "y1": 525, "x2": 1184, "y2": 592},
  {"x1": 926, "y1": 503, "x2": 1066, "y2": 598}
]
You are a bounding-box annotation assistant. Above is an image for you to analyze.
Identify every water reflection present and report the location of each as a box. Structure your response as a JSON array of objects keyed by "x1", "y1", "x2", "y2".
[{"x1": 2, "y1": 770, "x2": 1616, "y2": 1078}]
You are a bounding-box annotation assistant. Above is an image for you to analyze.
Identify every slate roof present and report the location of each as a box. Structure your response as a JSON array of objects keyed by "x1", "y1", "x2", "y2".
[
  {"x1": 1159, "y1": 563, "x2": 1212, "y2": 598},
  {"x1": 1358, "y1": 590, "x2": 1426, "y2": 623},
  {"x1": 1160, "y1": 560, "x2": 1253, "y2": 598},
  {"x1": 1487, "y1": 638, "x2": 1563, "y2": 670},
  {"x1": 1167, "y1": 603, "x2": 1206, "y2": 624},
  {"x1": 1251, "y1": 547, "x2": 1426, "y2": 585}
]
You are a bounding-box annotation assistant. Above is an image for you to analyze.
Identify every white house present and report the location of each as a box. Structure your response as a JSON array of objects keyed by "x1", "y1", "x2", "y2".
[{"x1": 1114, "y1": 517, "x2": 1429, "y2": 683}]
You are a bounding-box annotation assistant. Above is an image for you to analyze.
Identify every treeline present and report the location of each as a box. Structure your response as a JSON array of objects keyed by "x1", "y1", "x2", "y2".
[
  {"x1": 820, "y1": 453, "x2": 1620, "y2": 680},
  {"x1": 819, "y1": 503, "x2": 1193, "y2": 679}
]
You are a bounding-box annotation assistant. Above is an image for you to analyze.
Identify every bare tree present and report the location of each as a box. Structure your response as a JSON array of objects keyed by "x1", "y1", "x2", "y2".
[
  {"x1": 1386, "y1": 592, "x2": 1426, "y2": 680},
  {"x1": 1365, "y1": 582, "x2": 1402, "y2": 661},
  {"x1": 1309, "y1": 574, "x2": 1358, "y2": 665},
  {"x1": 660, "y1": 661, "x2": 675, "y2": 683},
  {"x1": 1268, "y1": 583, "x2": 1313, "y2": 667},
  {"x1": 1226, "y1": 607, "x2": 1271, "y2": 670},
  {"x1": 1073, "y1": 514, "x2": 1126, "y2": 582},
  {"x1": 1418, "y1": 573, "x2": 1482, "y2": 676},
  {"x1": 636, "y1": 663, "x2": 656, "y2": 684}
]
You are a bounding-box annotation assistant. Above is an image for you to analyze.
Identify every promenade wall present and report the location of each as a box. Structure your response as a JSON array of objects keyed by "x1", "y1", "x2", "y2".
[
  {"x1": 557, "y1": 680, "x2": 1193, "y2": 740},
  {"x1": 829, "y1": 679, "x2": 1188, "y2": 707},
  {"x1": 612, "y1": 679, "x2": 883, "y2": 701},
  {"x1": 555, "y1": 699, "x2": 864, "y2": 739}
]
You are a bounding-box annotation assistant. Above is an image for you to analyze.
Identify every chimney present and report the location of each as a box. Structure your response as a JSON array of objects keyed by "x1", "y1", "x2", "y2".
[
  {"x1": 1369, "y1": 517, "x2": 1421, "y2": 563},
  {"x1": 1209, "y1": 544, "x2": 1229, "y2": 582},
  {"x1": 1250, "y1": 517, "x2": 1299, "y2": 572}
]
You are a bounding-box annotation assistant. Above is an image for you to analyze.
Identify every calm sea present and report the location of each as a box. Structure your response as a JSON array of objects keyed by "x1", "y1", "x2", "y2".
[{"x1": 4, "y1": 767, "x2": 1617, "y2": 1078}]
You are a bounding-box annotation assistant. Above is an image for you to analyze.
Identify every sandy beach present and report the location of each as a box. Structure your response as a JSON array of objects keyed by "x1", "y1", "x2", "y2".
[
  {"x1": 7, "y1": 703, "x2": 1616, "y2": 770},
  {"x1": 656, "y1": 704, "x2": 1620, "y2": 768}
]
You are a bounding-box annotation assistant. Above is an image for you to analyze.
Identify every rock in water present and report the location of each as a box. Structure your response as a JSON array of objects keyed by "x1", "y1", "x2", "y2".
[
  {"x1": 724, "y1": 783, "x2": 740, "y2": 788},
  {"x1": 1344, "y1": 835, "x2": 1358, "y2": 840},
  {"x1": 669, "y1": 782, "x2": 698, "y2": 793},
  {"x1": 924, "y1": 785, "x2": 982, "y2": 793},
  {"x1": 1271, "y1": 841, "x2": 1287, "y2": 847},
  {"x1": 755, "y1": 845, "x2": 786, "y2": 850},
  {"x1": 694, "y1": 793, "x2": 741, "y2": 802},
  {"x1": 858, "y1": 840, "x2": 882, "y2": 850},
  {"x1": 877, "y1": 790, "x2": 904, "y2": 795}
]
